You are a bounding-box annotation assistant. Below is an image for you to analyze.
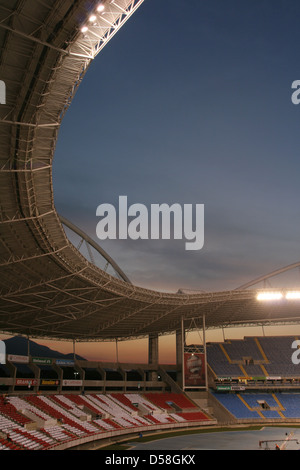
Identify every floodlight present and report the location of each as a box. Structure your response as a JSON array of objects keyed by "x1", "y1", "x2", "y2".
[
  {"x1": 286, "y1": 291, "x2": 300, "y2": 299},
  {"x1": 97, "y1": 4, "x2": 105, "y2": 12},
  {"x1": 81, "y1": 26, "x2": 88, "y2": 33},
  {"x1": 89, "y1": 15, "x2": 97, "y2": 22},
  {"x1": 257, "y1": 292, "x2": 283, "y2": 301}
]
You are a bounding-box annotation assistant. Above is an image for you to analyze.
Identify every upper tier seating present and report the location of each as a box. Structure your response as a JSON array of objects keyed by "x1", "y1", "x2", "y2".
[
  {"x1": 206, "y1": 343, "x2": 242, "y2": 377},
  {"x1": 221, "y1": 337, "x2": 264, "y2": 362},
  {"x1": 258, "y1": 337, "x2": 300, "y2": 377},
  {"x1": 207, "y1": 336, "x2": 300, "y2": 378}
]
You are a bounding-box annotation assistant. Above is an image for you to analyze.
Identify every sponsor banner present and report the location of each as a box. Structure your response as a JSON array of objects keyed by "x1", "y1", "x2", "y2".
[
  {"x1": 15, "y1": 379, "x2": 38, "y2": 386},
  {"x1": 40, "y1": 379, "x2": 60, "y2": 386},
  {"x1": 32, "y1": 357, "x2": 53, "y2": 365},
  {"x1": 216, "y1": 385, "x2": 246, "y2": 391},
  {"x1": 8, "y1": 354, "x2": 29, "y2": 363},
  {"x1": 62, "y1": 380, "x2": 82, "y2": 387},
  {"x1": 266, "y1": 376, "x2": 281, "y2": 380},
  {"x1": 184, "y1": 352, "x2": 206, "y2": 387},
  {"x1": 56, "y1": 359, "x2": 74, "y2": 366}
]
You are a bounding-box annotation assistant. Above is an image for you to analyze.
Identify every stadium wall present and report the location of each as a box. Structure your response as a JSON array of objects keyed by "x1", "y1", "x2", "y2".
[{"x1": 50, "y1": 420, "x2": 214, "y2": 451}]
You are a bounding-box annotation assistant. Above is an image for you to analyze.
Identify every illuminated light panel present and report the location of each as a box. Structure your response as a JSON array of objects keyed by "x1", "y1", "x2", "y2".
[
  {"x1": 257, "y1": 292, "x2": 283, "y2": 301},
  {"x1": 286, "y1": 291, "x2": 300, "y2": 299}
]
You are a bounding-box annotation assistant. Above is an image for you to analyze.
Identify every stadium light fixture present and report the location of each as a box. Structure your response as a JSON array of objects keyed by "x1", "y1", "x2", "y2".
[
  {"x1": 81, "y1": 4, "x2": 105, "y2": 33},
  {"x1": 286, "y1": 291, "x2": 300, "y2": 300},
  {"x1": 257, "y1": 292, "x2": 283, "y2": 301}
]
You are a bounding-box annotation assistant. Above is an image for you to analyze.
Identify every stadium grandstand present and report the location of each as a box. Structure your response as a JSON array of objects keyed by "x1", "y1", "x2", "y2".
[{"x1": 1, "y1": 0, "x2": 300, "y2": 451}]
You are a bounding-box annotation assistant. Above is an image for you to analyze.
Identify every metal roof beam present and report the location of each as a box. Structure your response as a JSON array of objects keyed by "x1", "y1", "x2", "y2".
[{"x1": 0, "y1": 23, "x2": 92, "y2": 58}]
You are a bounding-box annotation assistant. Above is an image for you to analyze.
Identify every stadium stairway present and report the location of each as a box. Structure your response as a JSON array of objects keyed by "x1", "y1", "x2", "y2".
[{"x1": 237, "y1": 394, "x2": 265, "y2": 419}]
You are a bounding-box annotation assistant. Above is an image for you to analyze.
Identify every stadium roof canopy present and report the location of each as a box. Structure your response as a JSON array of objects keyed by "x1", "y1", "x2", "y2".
[{"x1": 1, "y1": 0, "x2": 300, "y2": 342}]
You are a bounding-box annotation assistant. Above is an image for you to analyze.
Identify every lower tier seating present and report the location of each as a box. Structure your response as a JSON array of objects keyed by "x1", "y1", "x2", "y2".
[
  {"x1": 0, "y1": 392, "x2": 210, "y2": 449},
  {"x1": 213, "y1": 392, "x2": 300, "y2": 420}
]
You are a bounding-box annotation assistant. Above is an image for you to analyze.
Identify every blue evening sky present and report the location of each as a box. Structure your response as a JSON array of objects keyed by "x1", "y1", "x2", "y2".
[{"x1": 53, "y1": 0, "x2": 300, "y2": 293}]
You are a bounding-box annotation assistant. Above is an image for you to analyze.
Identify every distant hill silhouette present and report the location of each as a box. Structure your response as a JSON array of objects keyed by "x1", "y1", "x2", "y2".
[{"x1": 3, "y1": 336, "x2": 86, "y2": 361}]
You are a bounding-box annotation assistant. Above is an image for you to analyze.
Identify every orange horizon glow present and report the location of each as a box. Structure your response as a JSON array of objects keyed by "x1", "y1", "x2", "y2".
[{"x1": 3, "y1": 324, "x2": 300, "y2": 365}]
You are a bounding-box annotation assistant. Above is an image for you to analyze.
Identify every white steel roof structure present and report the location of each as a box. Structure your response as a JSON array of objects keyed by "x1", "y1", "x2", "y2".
[{"x1": 1, "y1": 0, "x2": 300, "y2": 342}]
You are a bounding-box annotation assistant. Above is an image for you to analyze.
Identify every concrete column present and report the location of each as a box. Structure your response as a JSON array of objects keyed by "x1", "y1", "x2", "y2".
[
  {"x1": 148, "y1": 333, "x2": 159, "y2": 381},
  {"x1": 148, "y1": 333, "x2": 159, "y2": 365},
  {"x1": 176, "y1": 326, "x2": 184, "y2": 388}
]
